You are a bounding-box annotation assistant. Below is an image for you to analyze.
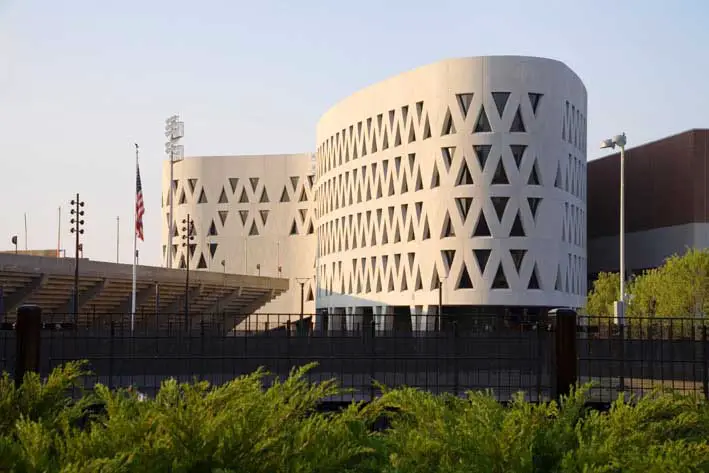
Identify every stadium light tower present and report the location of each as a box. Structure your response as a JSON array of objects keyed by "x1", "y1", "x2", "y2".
[
  {"x1": 600, "y1": 132, "x2": 627, "y2": 325},
  {"x1": 165, "y1": 115, "x2": 184, "y2": 268}
]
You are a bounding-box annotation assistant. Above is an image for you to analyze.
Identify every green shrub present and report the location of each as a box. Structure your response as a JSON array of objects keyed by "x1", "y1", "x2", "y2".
[{"x1": 1, "y1": 363, "x2": 708, "y2": 472}]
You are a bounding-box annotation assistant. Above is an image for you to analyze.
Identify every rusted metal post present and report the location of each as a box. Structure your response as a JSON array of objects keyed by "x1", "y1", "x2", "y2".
[{"x1": 15, "y1": 305, "x2": 42, "y2": 387}]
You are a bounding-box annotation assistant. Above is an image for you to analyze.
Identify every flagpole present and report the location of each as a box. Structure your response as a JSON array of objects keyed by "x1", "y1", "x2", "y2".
[{"x1": 131, "y1": 143, "x2": 139, "y2": 333}]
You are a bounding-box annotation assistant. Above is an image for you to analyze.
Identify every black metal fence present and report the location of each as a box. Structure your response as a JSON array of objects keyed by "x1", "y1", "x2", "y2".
[{"x1": 2, "y1": 309, "x2": 708, "y2": 404}]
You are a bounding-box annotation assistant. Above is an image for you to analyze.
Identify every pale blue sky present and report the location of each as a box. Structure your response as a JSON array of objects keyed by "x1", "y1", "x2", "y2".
[{"x1": 1, "y1": 0, "x2": 707, "y2": 267}]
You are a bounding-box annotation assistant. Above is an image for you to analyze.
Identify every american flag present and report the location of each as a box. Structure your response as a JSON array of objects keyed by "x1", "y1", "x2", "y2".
[{"x1": 135, "y1": 157, "x2": 145, "y2": 241}]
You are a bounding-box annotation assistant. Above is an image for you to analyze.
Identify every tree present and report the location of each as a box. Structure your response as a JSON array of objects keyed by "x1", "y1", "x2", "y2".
[{"x1": 585, "y1": 271, "x2": 619, "y2": 316}]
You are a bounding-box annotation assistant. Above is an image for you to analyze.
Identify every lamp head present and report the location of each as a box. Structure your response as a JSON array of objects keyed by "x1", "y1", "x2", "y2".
[
  {"x1": 600, "y1": 138, "x2": 615, "y2": 150},
  {"x1": 613, "y1": 133, "x2": 627, "y2": 148}
]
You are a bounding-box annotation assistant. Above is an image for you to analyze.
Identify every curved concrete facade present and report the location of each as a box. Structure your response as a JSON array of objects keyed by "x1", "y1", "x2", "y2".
[
  {"x1": 315, "y1": 56, "x2": 587, "y2": 313},
  {"x1": 161, "y1": 154, "x2": 318, "y2": 315}
]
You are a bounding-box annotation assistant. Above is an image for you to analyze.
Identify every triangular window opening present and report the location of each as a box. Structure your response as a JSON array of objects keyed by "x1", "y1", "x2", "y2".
[
  {"x1": 208, "y1": 220, "x2": 218, "y2": 236},
  {"x1": 249, "y1": 177, "x2": 259, "y2": 192},
  {"x1": 239, "y1": 188, "x2": 249, "y2": 203},
  {"x1": 189, "y1": 243, "x2": 197, "y2": 258},
  {"x1": 555, "y1": 266, "x2": 563, "y2": 291},
  {"x1": 290, "y1": 176, "x2": 300, "y2": 191},
  {"x1": 239, "y1": 210, "x2": 249, "y2": 226},
  {"x1": 491, "y1": 196, "x2": 509, "y2": 221},
  {"x1": 456, "y1": 197, "x2": 473, "y2": 221},
  {"x1": 528, "y1": 159, "x2": 542, "y2": 185},
  {"x1": 441, "y1": 146, "x2": 455, "y2": 171},
  {"x1": 473, "y1": 211, "x2": 491, "y2": 237},
  {"x1": 388, "y1": 273, "x2": 395, "y2": 292},
  {"x1": 510, "y1": 212, "x2": 526, "y2": 237},
  {"x1": 306, "y1": 286, "x2": 314, "y2": 301},
  {"x1": 422, "y1": 218, "x2": 431, "y2": 240},
  {"x1": 414, "y1": 268, "x2": 423, "y2": 291},
  {"x1": 172, "y1": 225, "x2": 179, "y2": 237},
  {"x1": 393, "y1": 223, "x2": 401, "y2": 243},
  {"x1": 407, "y1": 224, "x2": 416, "y2": 242},
  {"x1": 473, "y1": 249, "x2": 491, "y2": 274},
  {"x1": 491, "y1": 159, "x2": 509, "y2": 185},
  {"x1": 528, "y1": 197, "x2": 542, "y2": 220},
  {"x1": 456, "y1": 160, "x2": 474, "y2": 186},
  {"x1": 394, "y1": 125, "x2": 402, "y2": 147},
  {"x1": 299, "y1": 188, "x2": 308, "y2": 202},
  {"x1": 178, "y1": 254, "x2": 186, "y2": 269},
  {"x1": 248, "y1": 221, "x2": 259, "y2": 236},
  {"x1": 422, "y1": 116, "x2": 431, "y2": 140},
  {"x1": 510, "y1": 106, "x2": 526, "y2": 132},
  {"x1": 400, "y1": 176, "x2": 408, "y2": 194},
  {"x1": 442, "y1": 249, "x2": 456, "y2": 270},
  {"x1": 431, "y1": 163, "x2": 440, "y2": 188},
  {"x1": 491, "y1": 92, "x2": 510, "y2": 118},
  {"x1": 491, "y1": 264, "x2": 509, "y2": 289},
  {"x1": 412, "y1": 169, "x2": 422, "y2": 191},
  {"x1": 259, "y1": 210, "x2": 269, "y2": 225},
  {"x1": 382, "y1": 128, "x2": 389, "y2": 150},
  {"x1": 528, "y1": 264, "x2": 541, "y2": 289},
  {"x1": 198, "y1": 189, "x2": 208, "y2": 204},
  {"x1": 376, "y1": 274, "x2": 383, "y2": 293},
  {"x1": 289, "y1": 220, "x2": 298, "y2": 235},
  {"x1": 441, "y1": 212, "x2": 455, "y2": 238},
  {"x1": 178, "y1": 189, "x2": 187, "y2": 205},
  {"x1": 510, "y1": 145, "x2": 527, "y2": 169},
  {"x1": 456, "y1": 265, "x2": 474, "y2": 289},
  {"x1": 555, "y1": 163, "x2": 563, "y2": 188},
  {"x1": 430, "y1": 266, "x2": 440, "y2": 291},
  {"x1": 218, "y1": 187, "x2": 229, "y2": 204},
  {"x1": 197, "y1": 253, "x2": 207, "y2": 269},
  {"x1": 528, "y1": 93, "x2": 543, "y2": 115},
  {"x1": 307, "y1": 221, "x2": 314, "y2": 235},
  {"x1": 510, "y1": 249, "x2": 527, "y2": 273},
  {"x1": 259, "y1": 188, "x2": 269, "y2": 203},
  {"x1": 441, "y1": 108, "x2": 456, "y2": 136},
  {"x1": 229, "y1": 178, "x2": 239, "y2": 193},
  {"x1": 188, "y1": 178, "x2": 198, "y2": 193},
  {"x1": 388, "y1": 178, "x2": 396, "y2": 197},
  {"x1": 381, "y1": 226, "x2": 389, "y2": 245},
  {"x1": 280, "y1": 186, "x2": 290, "y2": 202},
  {"x1": 456, "y1": 93, "x2": 474, "y2": 118},
  {"x1": 473, "y1": 145, "x2": 492, "y2": 172},
  {"x1": 401, "y1": 272, "x2": 409, "y2": 291},
  {"x1": 473, "y1": 105, "x2": 492, "y2": 133}
]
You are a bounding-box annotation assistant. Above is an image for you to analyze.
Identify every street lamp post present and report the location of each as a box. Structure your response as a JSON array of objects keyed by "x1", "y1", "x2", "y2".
[
  {"x1": 600, "y1": 133, "x2": 628, "y2": 325},
  {"x1": 70, "y1": 195, "x2": 85, "y2": 324},
  {"x1": 181, "y1": 214, "x2": 195, "y2": 331},
  {"x1": 165, "y1": 115, "x2": 184, "y2": 269}
]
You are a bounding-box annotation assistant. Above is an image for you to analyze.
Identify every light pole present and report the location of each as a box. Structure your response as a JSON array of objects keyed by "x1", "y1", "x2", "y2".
[
  {"x1": 70, "y1": 195, "x2": 85, "y2": 324},
  {"x1": 165, "y1": 115, "x2": 184, "y2": 268},
  {"x1": 181, "y1": 214, "x2": 195, "y2": 331},
  {"x1": 600, "y1": 132, "x2": 627, "y2": 324},
  {"x1": 296, "y1": 278, "x2": 310, "y2": 319}
]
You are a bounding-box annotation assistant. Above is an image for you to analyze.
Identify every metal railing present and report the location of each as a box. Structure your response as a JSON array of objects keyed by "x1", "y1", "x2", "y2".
[{"x1": 2, "y1": 308, "x2": 708, "y2": 404}]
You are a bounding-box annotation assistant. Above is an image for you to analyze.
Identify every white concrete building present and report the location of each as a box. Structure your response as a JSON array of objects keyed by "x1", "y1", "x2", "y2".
[
  {"x1": 162, "y1": 55, "x2": 587, "y2": 326},
  {"x1": 162, "y1": 153, "x2": 318, "y2": 316}
]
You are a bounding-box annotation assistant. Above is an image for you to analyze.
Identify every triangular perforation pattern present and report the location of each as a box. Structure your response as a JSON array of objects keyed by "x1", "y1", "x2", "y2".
[
  {"x1": 491, "y1": 263, "x2": 509, "y2": 289},
  {"x1": 509, "y1": 145, "x2": 526, "y2": 169},
  {"x1": 473, "y1": 249, "x2": 491, "y2": 274},
  {"x1": 473, "y1": 105, "x2": 492, "y2": 133},
  {"x1": 456, "y1": 93, "x2": 474, "y2": 118},
  {"x1": 491, "y1": 92, "x2": 510, "y2": 118},
  {"x1": 491, "y1": 196, "x2": 509, "y2": 222},
  {"x1": 441, "y1": 107, "x2": 456, "y2": 136},
  {"x1": 510, "y1": 106, "x2": 526, "y2": 132},
  {"x1": 473, "y1": 210, "x2": 491, "y2": 237},
  {"x1": 456, "y1": 264, "x2": 474, "y2": 289},
  {"x1": 218, "y1": 187, "x2": 229, "y2": 204}
]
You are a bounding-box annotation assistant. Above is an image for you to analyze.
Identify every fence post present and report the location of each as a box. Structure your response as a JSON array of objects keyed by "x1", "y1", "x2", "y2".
[
  {"x1": 108, "y1": 321, "x2": 115, "y2": 390},
  {"x1": 549, "y1": 308, "x2": 577, "y2": 400},
  {"x1": 15, "y1": 305, "x2": 42, "y2": 388},
  {"x1": 703, "y1": 325, "x2": 708, "y2": 400},
  {"x1": 453, "y1": 320, "x2": 459, "y2": 397}
]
